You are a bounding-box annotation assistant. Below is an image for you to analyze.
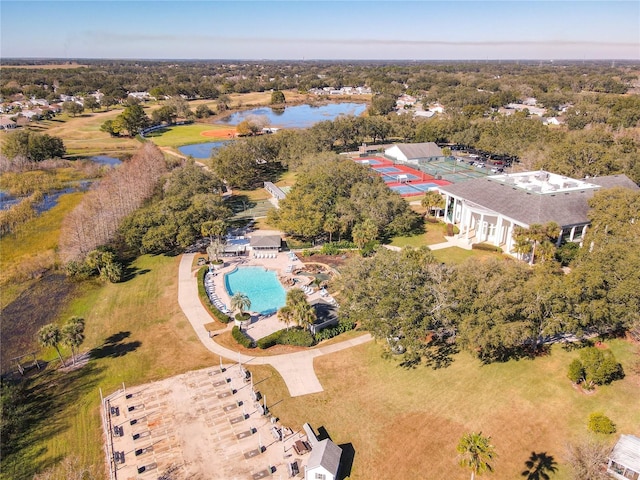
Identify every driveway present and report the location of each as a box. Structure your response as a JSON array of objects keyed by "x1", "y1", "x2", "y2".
[{"x1": 178, "y1": 253, "x2": 372, "y2": 397}]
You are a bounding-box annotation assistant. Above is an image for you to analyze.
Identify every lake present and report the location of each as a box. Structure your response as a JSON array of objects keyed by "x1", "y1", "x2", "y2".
[
  {"x1": 177, "y1": 102, "x2": 368, "y2": 159},
  {"x1": 216, "y1": 102, "x2": 367, "y2": 128}
]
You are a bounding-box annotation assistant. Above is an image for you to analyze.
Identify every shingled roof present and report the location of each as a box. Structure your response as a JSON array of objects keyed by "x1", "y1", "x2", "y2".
[
  {"x1": 440, "y1": 173, "x2": 638, "y2": 228},
  {"x1": 307, "y1": 438, "x2": 342, "y2": 478}
]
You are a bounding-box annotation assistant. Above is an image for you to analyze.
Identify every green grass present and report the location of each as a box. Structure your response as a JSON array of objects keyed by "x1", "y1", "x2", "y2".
[
  {"x1": 264, "y1": 339, "x2": 640, "y2": 480},
  {"x1": 431, "y1": 246, "x2": 504, "y2": 264},
  {"x1": 144, "y1": 124, "x2": 235, "y2": 147},
  {"x1": 389, "y1": 221, "x2": 447, "y2": 248},
  {"x1": 1, "y1": 254, "x2": 220, "y2": 480}
]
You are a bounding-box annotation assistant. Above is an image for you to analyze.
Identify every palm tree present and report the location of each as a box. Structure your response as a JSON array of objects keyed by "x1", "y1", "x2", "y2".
[
  {"x1": 284, "y1": 288, "x2": 316, "y2": 330},
  {"x1": 37, "y1": 323, "x2": 65, "y2": 367},
  {"x1": 278, "y1": 305, "x2": 295, "y2": 330},
  {"x1": 421, "y1": 191, "x2": 445, "y2": 217},
  {"x1": 62, "y1": 317, "x2": 85, "y2": 366},
  {"x1": 457, "y1": 432, "x2": 497, "y2": 480},
  {"x1": 231, "y1": 292, "x2": 251, "y2": 319}
]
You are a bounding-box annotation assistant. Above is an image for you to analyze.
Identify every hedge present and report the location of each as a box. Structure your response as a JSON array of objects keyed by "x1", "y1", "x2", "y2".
[
  {"x1": 232, "y1": 326, "x2": 254, "y2": 348},
  {"x1": 314, "y1": 320, "x2": 356, "y2": 342},
  {"x1": 471, "y1": 243, "x2": 503, "y2": 252},
  {"x1": 198, "y1": 266, "x2": 230, "y2": 323},
  {"x1": 256, "y1": 327, "x2": 315, "y2": 349}
]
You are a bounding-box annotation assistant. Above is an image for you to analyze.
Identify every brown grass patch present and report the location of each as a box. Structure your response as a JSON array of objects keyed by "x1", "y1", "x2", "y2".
[{"x1": 201, "y1": 127, "x2": 237, "y2": 138}]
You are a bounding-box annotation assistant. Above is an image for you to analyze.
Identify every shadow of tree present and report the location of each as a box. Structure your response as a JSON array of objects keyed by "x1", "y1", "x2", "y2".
[
  {"x1": 424, "y1": 339, "x2": 459, "y2": 370},
  {"x1": 521, "y1": 451, "x2": 558, "y2": 480},
  {"x1": 90, "y1": 331, "x2": 141, "y2": 359},
  {"x1": 0, "y1": 362, "x2": 105, "y2": 479}
]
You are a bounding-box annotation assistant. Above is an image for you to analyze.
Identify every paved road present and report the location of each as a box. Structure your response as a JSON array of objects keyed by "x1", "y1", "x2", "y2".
[{"x1": 178, "y1": 253, "x2": 372, "y2": 397}]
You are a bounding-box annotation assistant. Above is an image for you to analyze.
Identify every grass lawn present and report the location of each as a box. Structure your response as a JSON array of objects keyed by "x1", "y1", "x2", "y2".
[
  {"x1": 263, "y1": 339, "x2": 640, "y2": 480},
  {"x1": 144, "y1": 123, "x2": 236, "y2": 147},
  {"x1": 432, "y1": 246, "x2": 504, "y2": 264},
  {"x1": 389, "y1": 221, "x2": 447, "y2": 248},
  {"x1": 0, "y1": 254, "x2": 220, "y2": 480},
  {"x1": 33, "y1": 111, "x2": 142, "y2": 157}
]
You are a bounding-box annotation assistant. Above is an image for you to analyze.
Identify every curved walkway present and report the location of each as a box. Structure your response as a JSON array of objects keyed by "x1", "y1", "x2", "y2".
[{"x1": 178, "y1": 253, "x2": 372, "y2": 397}]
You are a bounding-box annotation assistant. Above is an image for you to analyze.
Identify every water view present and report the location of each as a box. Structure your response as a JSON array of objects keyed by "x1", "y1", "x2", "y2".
[
  {"x1": 216, "y1": 102, "x2": 367, "y2": 128},
  {"x1": 91, "y1": 155, "x2": 122, "y2": 166},
  {"x1": 177, "y1": 141, "x2": 229, "y2": 159}
]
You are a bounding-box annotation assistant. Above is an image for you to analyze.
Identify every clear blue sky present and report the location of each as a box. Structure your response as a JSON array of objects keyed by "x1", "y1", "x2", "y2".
[{"x1": 1, "y1": 1, "x2": 638, "y2": 60}]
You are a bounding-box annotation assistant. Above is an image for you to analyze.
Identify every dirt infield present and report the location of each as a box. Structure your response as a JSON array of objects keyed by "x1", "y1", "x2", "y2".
[{"x1": 201, "y1": 127, "x2": 237, "y2": 138}]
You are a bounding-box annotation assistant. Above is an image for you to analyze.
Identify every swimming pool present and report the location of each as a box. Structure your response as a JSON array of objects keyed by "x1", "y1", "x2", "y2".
[{"x1": 224, "y1": 266, "x2": 286, "y2": 315}]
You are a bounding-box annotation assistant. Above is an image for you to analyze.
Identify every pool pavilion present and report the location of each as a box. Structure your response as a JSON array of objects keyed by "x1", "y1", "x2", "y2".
[{"x1": 250, "y1": 234, "x2": 282, "y2": 258}]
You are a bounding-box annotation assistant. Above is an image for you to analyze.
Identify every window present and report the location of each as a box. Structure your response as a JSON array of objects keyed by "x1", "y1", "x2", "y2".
[{"x1": 315, "y1": 474, "x2": 326, "y2": 480}]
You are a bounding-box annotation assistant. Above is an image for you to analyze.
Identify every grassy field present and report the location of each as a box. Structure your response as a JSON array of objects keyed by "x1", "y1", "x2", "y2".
[
  {"x1": 144, "y1": 123, "x2": 236, "y2": 147},
  {"x1": 389, "y1": 221, "x2": 447, "y2": 248},
  {"x1": 262, "y1": 338, "x2": 640, "y2": 480},
  {"x1": 18, "y1": 111, "x2": 142, "y2": 157},
  {"x1": 1, "y1": 254, "x2": 220, "y2": 480}
]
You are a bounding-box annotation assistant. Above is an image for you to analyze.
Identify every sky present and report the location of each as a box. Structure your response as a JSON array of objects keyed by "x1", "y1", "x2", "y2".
[{"x1": 1, "y1": 1, "x2": 639, "y2": 60}]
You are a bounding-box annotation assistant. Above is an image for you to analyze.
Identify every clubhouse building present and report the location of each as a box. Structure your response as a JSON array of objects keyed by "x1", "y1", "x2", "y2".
[{"x1": 439, "y1": 170, "x2": 639, "y2": 256}]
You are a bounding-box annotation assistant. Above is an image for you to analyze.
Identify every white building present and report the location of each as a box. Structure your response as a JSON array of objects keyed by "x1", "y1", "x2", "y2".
[
  {"x1": 439, "y1": 171, "x2": 639, "y2": 255},
  {"x1": 607, "y1": 435, "x2": 640, "y2": 480},
  {"x1": 303, "y1": 423, "x2": 342, "y2": 480},
  {"x1": 385, "y1": 142, "x2": 444, "y2": 163}
]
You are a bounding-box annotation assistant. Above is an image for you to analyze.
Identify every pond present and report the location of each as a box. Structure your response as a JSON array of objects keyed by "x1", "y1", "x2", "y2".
[
  {"x1": 216, "y1": 102, "x2": 367, "y2": 129},
  {"x1": 177, "y1": 141, "x2": 230, "y2": 159},
  {"x1": 0, "y1": 188, "x2": 78, "y2": 213},
  {"x1": 91, "y1": 155, "x2": 122, "y2": 166}
]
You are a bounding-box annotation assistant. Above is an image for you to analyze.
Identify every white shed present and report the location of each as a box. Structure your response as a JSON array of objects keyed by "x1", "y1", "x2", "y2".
[
  {"x1": 384, "y1": 142, "x2": 443, "y2": 163},
  {"x1": 608, "y1": 434, "x2": 640, "y2": 480}
]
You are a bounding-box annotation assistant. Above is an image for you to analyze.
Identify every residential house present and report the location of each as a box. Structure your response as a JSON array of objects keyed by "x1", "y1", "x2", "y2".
[
  {"x1": 0, "y1": 117, "x2": 17, "y2": 130},
  {"x1": 439, "y1": 170, "x2": 639, "y2": 257}
]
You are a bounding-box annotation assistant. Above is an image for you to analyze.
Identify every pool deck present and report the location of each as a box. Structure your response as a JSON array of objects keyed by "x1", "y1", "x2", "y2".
[{"x1": 179, "y1": 252, "x2": 373, "y2": 397}]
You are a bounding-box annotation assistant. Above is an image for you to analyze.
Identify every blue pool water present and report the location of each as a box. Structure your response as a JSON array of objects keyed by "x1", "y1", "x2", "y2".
[{"x1": 224, "y1": 266, "x2": 286, "y2": 315}]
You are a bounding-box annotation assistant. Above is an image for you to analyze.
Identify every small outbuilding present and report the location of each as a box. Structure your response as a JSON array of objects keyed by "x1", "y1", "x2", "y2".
[
  {"x1": 303, "y1": 423, "x2": 342, "y2": 480},
  {"x1": 0, "y1": 117, "x2": 17, "y2": 130},
  {"x1": 607, "y1": 434, "x2": 640, "y2": 480}
]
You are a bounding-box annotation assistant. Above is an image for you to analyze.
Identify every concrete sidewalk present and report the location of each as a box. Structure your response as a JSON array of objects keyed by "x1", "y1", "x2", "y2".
[{"x1": 178, "y1": 253, "x2": 372, "y2": 397}]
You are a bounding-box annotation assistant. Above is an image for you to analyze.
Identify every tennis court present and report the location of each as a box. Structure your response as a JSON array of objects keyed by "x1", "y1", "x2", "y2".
[
  {"x1": 374, "y1": 166, "x2": 403, "y2": 174},
  {"x1": 356, "y1": 158, "x2": 387, "y2": 166},
  {"x1": 413, "y1": 158, "x2": 489, "y2": 183},
  {"x1": 381, "y1": 173, "x2": 422, "y2": 183}
]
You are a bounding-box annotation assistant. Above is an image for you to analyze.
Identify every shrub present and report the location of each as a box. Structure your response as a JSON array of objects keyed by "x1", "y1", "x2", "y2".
[
  {"x1": 301, "y1": 249, "x2": 314, "y2": 257},
  {"x1": 588, "y1": 412, "x2": 616, "y2": 434},
  {"x1": 568, "y1": 359, "x2": 585, "y2": 383},
  {"x1": 579, "y1": 347, "x2": 624, "y2": 386},
  {"x1": 256, "y1": 330, "x2": 282, "y2": 349},
  {"x1": 278, "y1": 328, "x2": 315, "y2": 347},
  {"x1": 555, "y1": 242, "x2": 580, "y2": 266},
  {"x1": 320, "y1": 243, "x2": 341, "y2": 255},
  {"x1": 231, "y1": 326, "x2": 254, "y2": 348},
  {"x1": 314, "y1": 320, "x2": 356, "y2": 342},
  {"x1": 471, "y1": 243, "x2": 503, "y2": 252}
]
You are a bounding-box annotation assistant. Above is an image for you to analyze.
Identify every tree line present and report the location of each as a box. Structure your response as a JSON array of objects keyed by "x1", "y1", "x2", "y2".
[
  {"x1": 59, "y1": 143, "x2": 167, "y2": 263},
  {"x1": 336, "y1": 187, "x2": 640, "y2": 365}
]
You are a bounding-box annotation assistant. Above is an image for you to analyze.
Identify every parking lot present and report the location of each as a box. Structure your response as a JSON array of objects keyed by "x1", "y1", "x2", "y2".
[{"x1": 102, "y1": 364, "x2": 311, "y2": 479}]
